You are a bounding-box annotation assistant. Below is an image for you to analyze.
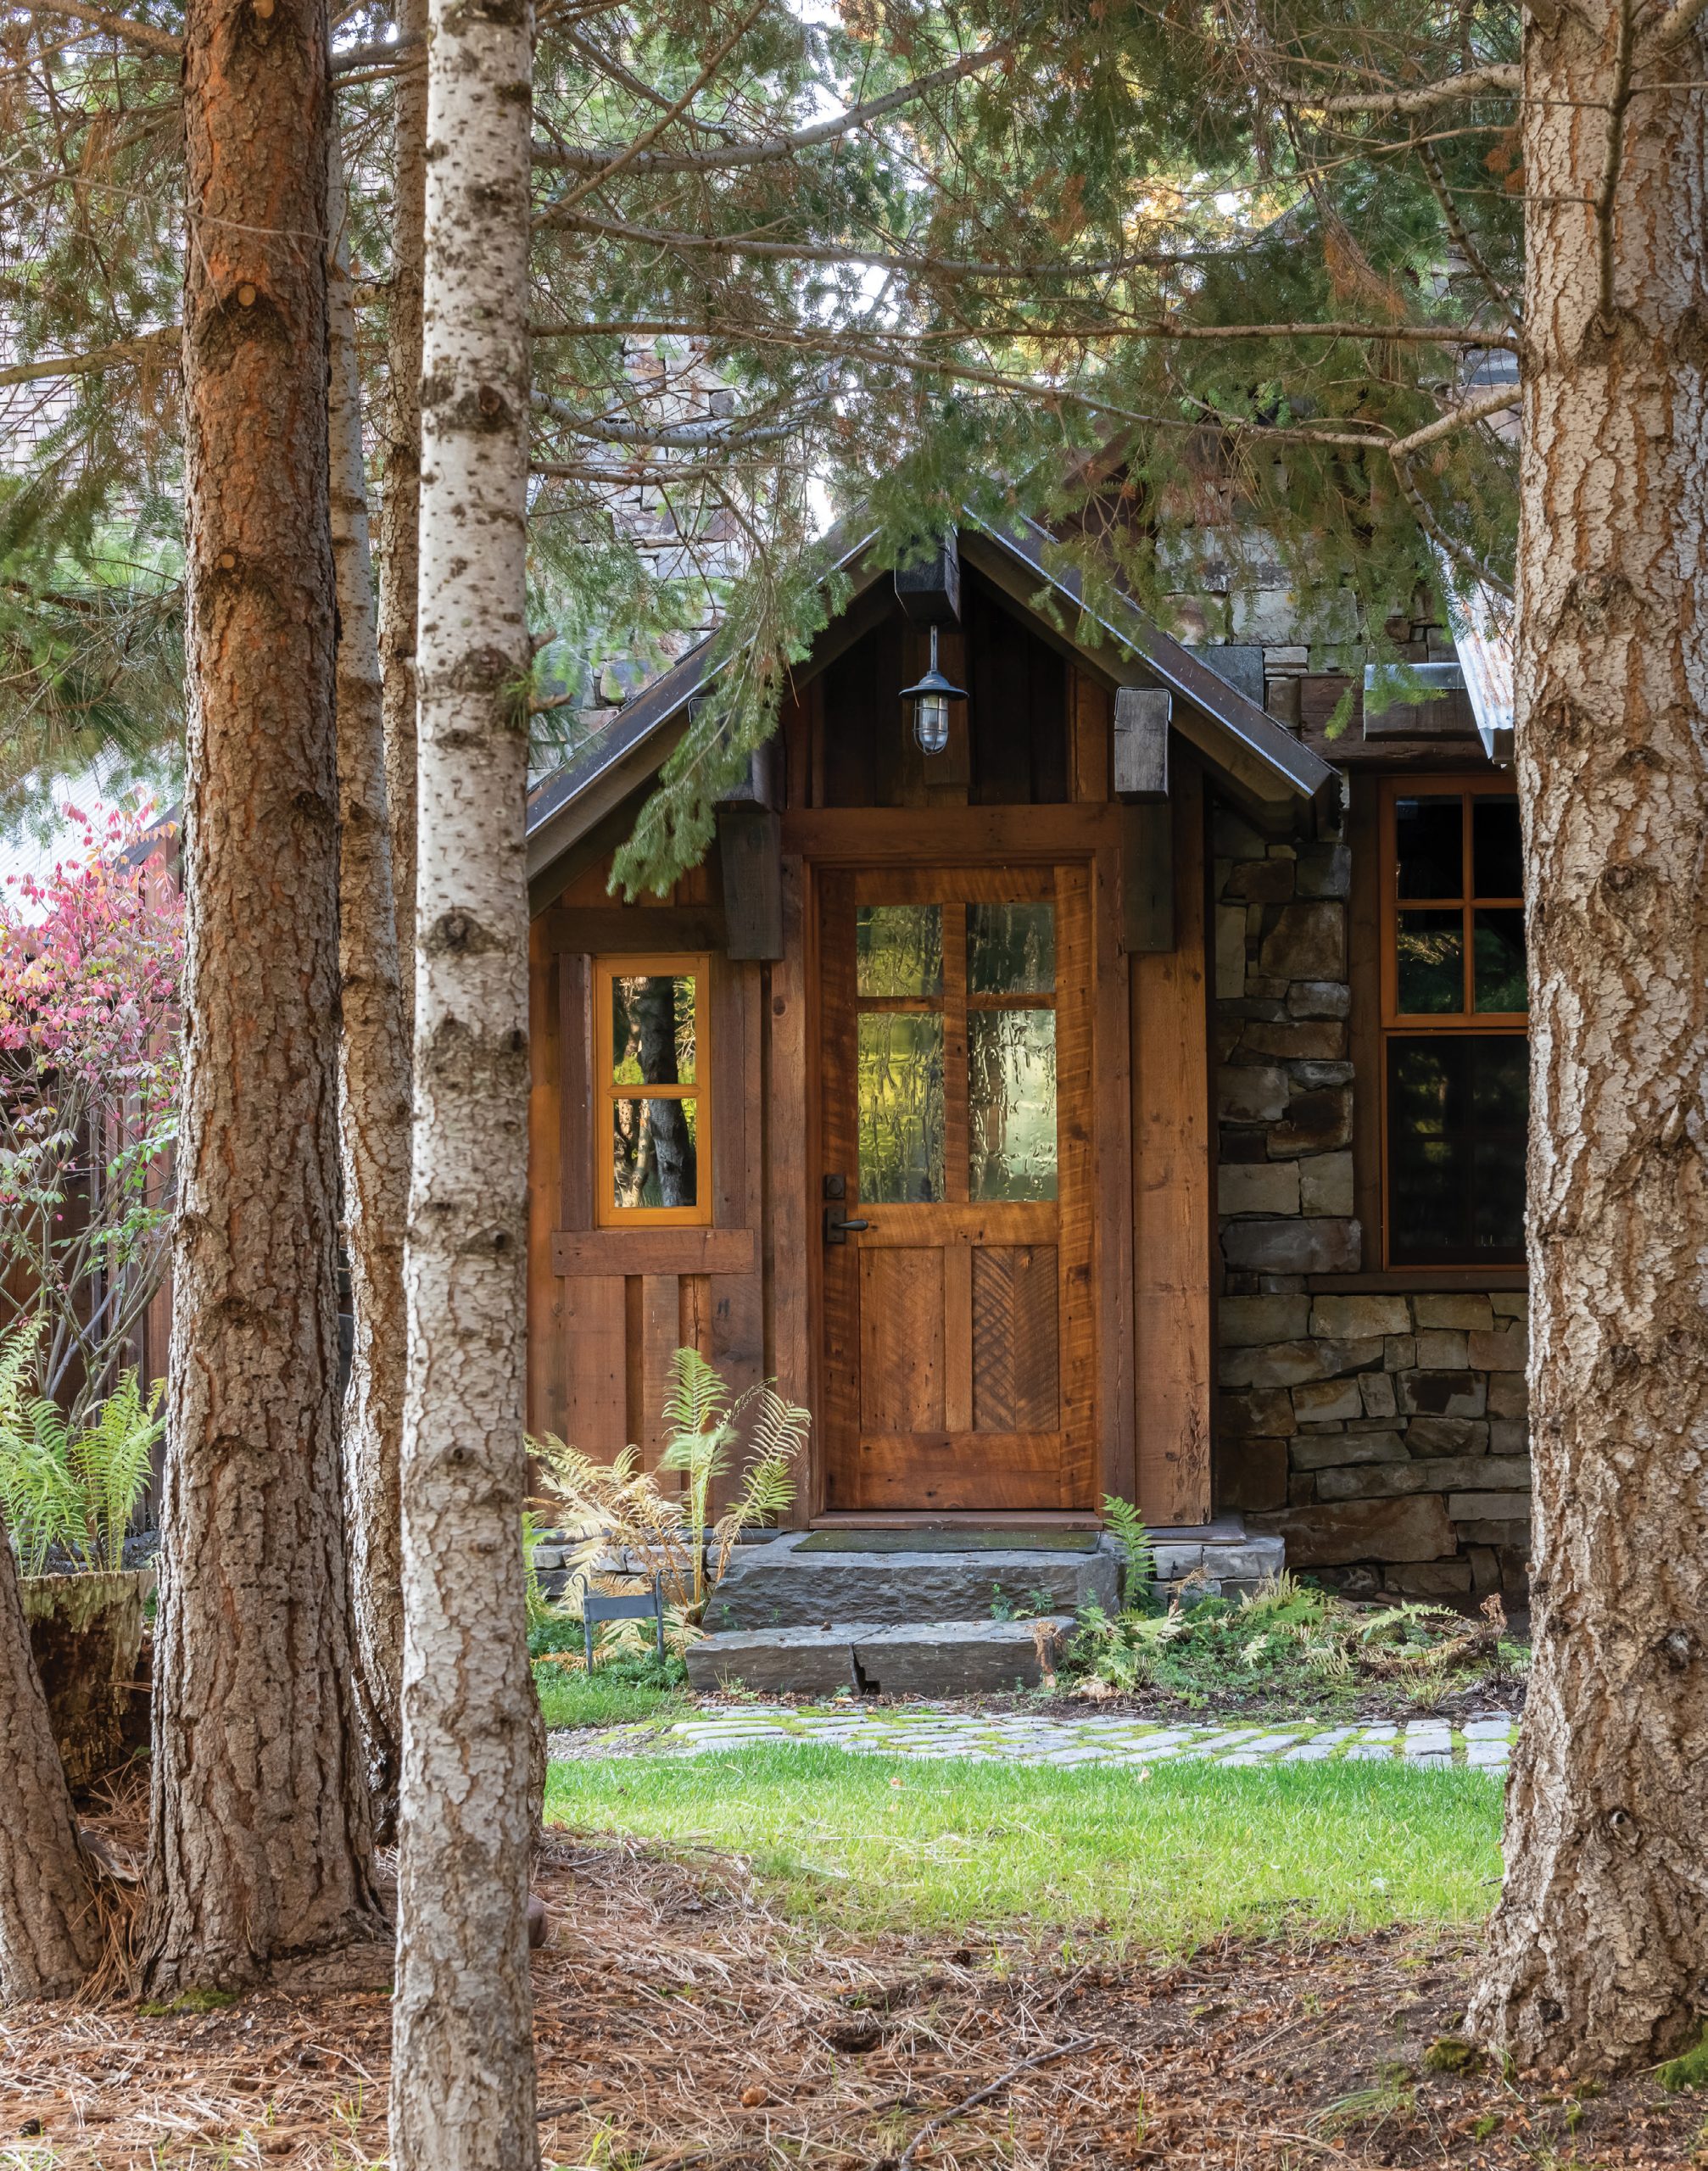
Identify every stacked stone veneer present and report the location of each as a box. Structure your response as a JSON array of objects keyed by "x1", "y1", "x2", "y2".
[{"x1": 1208, "y1": 799, "x2": 1532, "y2": 1605}]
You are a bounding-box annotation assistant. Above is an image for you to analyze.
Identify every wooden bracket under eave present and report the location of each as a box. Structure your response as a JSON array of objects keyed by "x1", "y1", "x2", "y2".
[
  {"x1": 1120, "y1": 800, "x2": 1174, "y2": 953},
  {"x1": 716, "y1": 803, "x2": 784, "y2": 959},
  {"x1": 1114, "y1": 685, "x2": 1171, "y2": 801}
]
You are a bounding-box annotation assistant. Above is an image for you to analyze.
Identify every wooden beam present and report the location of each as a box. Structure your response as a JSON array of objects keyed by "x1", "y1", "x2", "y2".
[
  {"x1": 1120, "y1": 801, "x2": 1174, "y2": 954},
  {"x1": 1114, "y1": 687, "x2": 1170, "y2": 799},
  {"x1": 780, "y1": 805, "x2": 1125, "y2": 863},
  {"x1": 544, "y1": 904, "x2": 727, "y2": 953},
  {"x1": 552, "y1": 1227, "x2": 757, "y2": 1276},
  {"x1": 894, "y1": 530, "x2": 961, "y2": 626},
  {"x1": 716, "y1": 805, "x2": 784, "y2": 959}
]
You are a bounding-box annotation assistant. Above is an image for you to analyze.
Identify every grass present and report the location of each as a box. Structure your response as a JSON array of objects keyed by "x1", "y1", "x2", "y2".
[
  {"x1": 533, "y1": 1650, "x2": 690, "y2": 1730},
  {"x1": 544, "y1": 1744, "x2": 1504, "y2": 1945}
]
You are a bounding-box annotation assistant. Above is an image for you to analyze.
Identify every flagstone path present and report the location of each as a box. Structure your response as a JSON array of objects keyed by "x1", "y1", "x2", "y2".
[{"x1": 551, "y1": 1705, "x2": 1518, "y2": 1772}]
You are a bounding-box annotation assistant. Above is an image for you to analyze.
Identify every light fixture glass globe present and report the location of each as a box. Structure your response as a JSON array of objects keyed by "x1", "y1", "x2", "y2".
[{"x1": 914, "y1": 691, "x2": 951, "y2": 755}]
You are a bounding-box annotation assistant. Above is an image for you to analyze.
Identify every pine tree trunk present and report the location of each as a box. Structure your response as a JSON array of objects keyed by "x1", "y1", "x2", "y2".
[
  {"x1": 1466, "y1": 5, "x2": 1708, "y2": 2074},
  {"x1": 379, "y1": 0, "x2": 428, "y2": 1040},
  {"x1": 0, "y1": 1520, "x2": 99, "y2": 2004},
  {"x1": 388, "y1": 0, "x2": 538, "y2": 2147},
  {"x1": 139, "y1": 0, "x2": 384, "y2": 1995},
  {"x1": 328, "y1": 134, "x2": 412, "y2": 1849}
]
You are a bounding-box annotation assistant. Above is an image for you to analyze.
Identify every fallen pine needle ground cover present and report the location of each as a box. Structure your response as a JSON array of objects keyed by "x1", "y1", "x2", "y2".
[{"x1": 3, "y1": 1765, "x2": 1703, "y2": 2169}]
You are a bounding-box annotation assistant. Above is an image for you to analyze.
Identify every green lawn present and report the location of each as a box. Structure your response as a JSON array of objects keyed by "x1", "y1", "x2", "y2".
[
  {"x1": 533, "y1": 1656, "x2": 690, "y2": 1730},
  {"x1": 544, "y1": 1745, "x2": 1503, "y2": 1946}
]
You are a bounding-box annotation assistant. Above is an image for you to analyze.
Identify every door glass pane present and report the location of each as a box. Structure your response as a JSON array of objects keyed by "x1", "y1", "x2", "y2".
[
  {"x1": 857, "y1": 906, "x2": 941, "y2": 998},
  {"x1": 612, "y1": 1097, "x2": 699, "y2": 1210},
  {"x1": 611, "y1": 974, "x2": 696, "y2": 1086},
  {"x1": 968, "y1": 1010, "x2": 1058, "y2": 1200},
  {"x1": 857, "y1": 1013, "x2": 944, "y2": 1202},
  {"x1": 1473, "y1": 908, "x2": 1527, "y2": 1013},
  {"x1": 1395, "y1": 794, "x2": 1463, "y2": 898},
  {"x1": 1387, "y1": 1035, "x2": 1527, "y2": 1264},
  {"x1": 968, "y1": 901, "x2": 1055, "y2": 995},
  {"x1": 1395, "y1": 910, "x2": 1464, "y2": 1013},
  {"x1": 1473, "y1": 797, "x2": 1523, "y2": 898}
]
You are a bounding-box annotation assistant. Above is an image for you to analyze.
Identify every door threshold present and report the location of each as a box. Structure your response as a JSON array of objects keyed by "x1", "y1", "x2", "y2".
[{"x1": 809, "y1": 1511, "x2": 1104, "y2": 1529}]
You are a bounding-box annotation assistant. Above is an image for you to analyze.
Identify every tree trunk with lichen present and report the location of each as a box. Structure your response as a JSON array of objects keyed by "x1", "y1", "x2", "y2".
[
  {"x1": 388, "y1": 0, "x2": 538, "y2": 2148},
  {"x1": 138, "y1": 0, "x2": 384, "y2": 1996},
  {"x1": 1465, "y1": 0, "x2": 1708, "y2": 2077},
  {"x1": 328, "y1": 132, "x2": 412, "y2": 1848},
  {"x1": 0, "y1": 1515, "x2": 99, "y2": 2004}
]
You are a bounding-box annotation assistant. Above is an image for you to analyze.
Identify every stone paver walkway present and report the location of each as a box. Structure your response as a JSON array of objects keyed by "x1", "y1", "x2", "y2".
[{"x1": 553, "y1": 1705, "x2": 1517, "y2": 1772}]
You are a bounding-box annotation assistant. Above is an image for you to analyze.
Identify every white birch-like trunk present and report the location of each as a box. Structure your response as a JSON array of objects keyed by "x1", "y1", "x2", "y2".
[
  {"x1": 1466, "y1": 0, "x2": 1708, "y2": 2074},
  {"x1": 388, "y1": 0, "x2": 538, "y2": 2151},
  {"x1": 327, "y1": 135, "x2": 412, "y2": 1846}
]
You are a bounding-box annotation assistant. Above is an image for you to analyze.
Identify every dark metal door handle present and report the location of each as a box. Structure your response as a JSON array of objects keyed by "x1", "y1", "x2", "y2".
[{"x1": 823, "y1": 1209, "x2": 873, "y2": 1245}]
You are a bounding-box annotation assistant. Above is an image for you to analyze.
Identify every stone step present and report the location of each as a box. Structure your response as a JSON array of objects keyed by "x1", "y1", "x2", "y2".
[
  {"x1": 701, "y1": 1532, "x2": 1121, "y2": 1632},
  {"x1": 684, "y1": 1616, "x2": 1076, "y2": 1698}
]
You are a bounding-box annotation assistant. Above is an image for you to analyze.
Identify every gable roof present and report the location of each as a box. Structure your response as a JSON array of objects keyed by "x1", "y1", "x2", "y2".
[{"x1": 525, "y1": 508, "x2": 1338, "y2": 901}]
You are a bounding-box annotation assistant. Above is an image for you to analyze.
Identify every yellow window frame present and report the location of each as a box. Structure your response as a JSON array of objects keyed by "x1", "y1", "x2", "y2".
[{"x1": 594, "y1": 952, "x2": 712, "y2": 1227}]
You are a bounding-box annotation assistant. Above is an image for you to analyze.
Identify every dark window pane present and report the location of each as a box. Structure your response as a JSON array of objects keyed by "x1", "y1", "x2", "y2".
[
  {"x1": 1396, "y1": 794, "x2": 1463, "y2": 898},
  {"x1": 1474, "y1": 909, "x2": 1527, "y2": 1013},
  {"x1": 857, "y1": 906, "x2": 941, "y2": 997},
  {"x1": 1387, "y1": 1035, "x2": 1527, "y2": 1264},
  {"x1": 1473, "y1": 796, "x2": 1523, "y2": 899},
  {"x1": 1396, "y1": 910, "x2": 1464, "y2": 1013},
  {"x1": 612, "y1": 1097, "x2": 699, "y2": 1211},
  {"x1": 611, "y1": 974, "x2": 696, "y2": 1086},
  {"x1": 968, "y1": 901, "x2": 1055, "y2": 996}
]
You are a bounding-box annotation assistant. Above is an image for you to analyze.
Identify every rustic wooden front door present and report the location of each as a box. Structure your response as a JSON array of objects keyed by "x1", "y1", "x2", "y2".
[{"x1": 818, "y1": 864, "x2": 1097, "y2": 1512}]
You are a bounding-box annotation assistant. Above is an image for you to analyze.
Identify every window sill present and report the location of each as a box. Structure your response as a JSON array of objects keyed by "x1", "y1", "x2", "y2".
[{"x1": 1305, "y1": 1266, "x2": 1527, "y2": 1293}]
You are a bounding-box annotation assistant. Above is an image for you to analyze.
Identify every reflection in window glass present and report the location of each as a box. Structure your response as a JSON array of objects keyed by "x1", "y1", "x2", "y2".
[
  {"x1": 969, "y1": 1011, "x2": 1058, "y2": 1200},
  {"x1": 1395, "y1": 910, "x2": 1464, "y2": 1013},
  {"x1": 611, "y1": 1097, "x2": 699, "y2": 1210},
  {"x1": 857, "y1": 906, "x2": 942, "y2": 998},
  {"x1": 1473, "y1": 797, "x2": 1523, "y2": 899},
  {"x1": 1473, "y1": 909, "x2": 1527, "y2": 1013},
  {"x1": 1387, "y1": 1036, "x2": 1527, "y2": 1264},
  {"x1": 857, "y1": 1013, "x2": 945, "y2": 1201},
  {"x1": 1396, "y1": 795, "x2": 1464, "y2": 898},
  {"x1": 611, "y1": 974, "x2": 696, "y2": 1086},
  {"x1": 968, "y1": 902, "x2": 1055, "y2": 996}
]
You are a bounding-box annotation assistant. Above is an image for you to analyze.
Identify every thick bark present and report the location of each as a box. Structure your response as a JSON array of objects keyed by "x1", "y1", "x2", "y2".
[
  {"x1": 0, "y1": 1522, "x2": 100, "y2": 2003},
  {"x1": 378, "y1": 0, "x2": 428, "y2": 1037},
  {"x1": 388, "y1": 0, "x2": 537, "y2": 2150},
  {"x1": 328, "y1": 136, "x2": 413, "y2": 1848},
  {"x1": 1465, "y1": 3, "x2": 1708, "y2": 2074},
  {"x1": 139, "y1": 0, "x2": 384, "y2": 1995}
]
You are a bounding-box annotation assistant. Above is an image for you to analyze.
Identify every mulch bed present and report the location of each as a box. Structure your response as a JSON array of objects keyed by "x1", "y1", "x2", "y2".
[{"x1": 3, "y1": 1796, "x2": 1700, "y2": 2169}]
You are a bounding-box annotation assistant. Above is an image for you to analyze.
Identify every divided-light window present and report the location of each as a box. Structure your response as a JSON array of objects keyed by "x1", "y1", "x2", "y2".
[
  {"x1": 1380, "y1": 781, "x2": 1528, "y2": 1268},
  {"x1": 594, "y1": 956, "x2": 710, "y2": 1225}
]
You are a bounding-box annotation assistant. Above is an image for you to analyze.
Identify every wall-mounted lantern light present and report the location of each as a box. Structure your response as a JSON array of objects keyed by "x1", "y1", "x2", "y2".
[{"x1": 900, "y1": 622, "x2": 967, "y2": 756}]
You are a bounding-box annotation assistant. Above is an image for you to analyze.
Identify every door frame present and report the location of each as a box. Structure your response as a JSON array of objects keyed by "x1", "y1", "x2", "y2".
[{"x1": 788, "y1": 806, "x2": 1135, "y2": 1523}]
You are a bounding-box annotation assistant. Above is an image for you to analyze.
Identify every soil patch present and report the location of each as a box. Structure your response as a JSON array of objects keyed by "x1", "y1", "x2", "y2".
[{"x1": 3, "y1": 1818, "x2": 1699, "y2": 2168}]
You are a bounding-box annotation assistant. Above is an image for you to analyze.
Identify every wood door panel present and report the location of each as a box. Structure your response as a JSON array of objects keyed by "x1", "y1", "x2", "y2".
[
  {"x1": 850, "y1": 1433, "x2": 1065, "y2": 1510},
  {"x1": 973, "y1": 1246, "x2": 1060, "y2": 1433},
  {"x1": 859, "y1": 1249, "x2": 945, "y2": 1432}
]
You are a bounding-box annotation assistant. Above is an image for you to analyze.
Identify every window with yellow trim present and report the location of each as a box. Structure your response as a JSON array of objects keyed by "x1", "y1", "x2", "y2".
[
  {"x1": 594, "y1": 956, "x2": 711, "y2": 1225},
  {"x1": 1379, "y1": 780, "x2": 1527, "y2": 1266}
]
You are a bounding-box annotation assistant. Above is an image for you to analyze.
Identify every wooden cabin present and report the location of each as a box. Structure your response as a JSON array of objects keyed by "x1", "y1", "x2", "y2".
[{"x1": 525, "y1": 513, "x2": 1532, "y2": 1599}]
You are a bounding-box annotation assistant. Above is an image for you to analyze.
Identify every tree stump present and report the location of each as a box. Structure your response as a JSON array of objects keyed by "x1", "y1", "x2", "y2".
[{"x1": 21, "y1": 1571, "x2": 149, "y2": 1790}]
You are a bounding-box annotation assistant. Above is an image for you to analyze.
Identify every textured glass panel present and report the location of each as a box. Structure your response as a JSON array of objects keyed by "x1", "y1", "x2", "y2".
[
  {"x1": 1474, "y1": 908, "x2": 1527, "y2": 1013},
  {"x1": 968, "y1": 1010, "x2": 1058, "y2": 1201},
  {"x1": 1473, "y1": 796, "x2": 1523, "y2": 898},
  {"x1": 1396, "y1": 794, "x2": 1464, "y2": 898},
  {"x1": 1387, "y1": 1035, "x2": 1527, "y2": 1264},
  {"x1": 857, "y1": 906, "x2": 941, "y2": 997},
  {"x1": 611, "y1": 1097, "x2": 700, "y2": 1210},
  {"x1": 857, "y1": 1013, "x2": 944, "y2": 1202},
  {"x1": 1395, "y1": 910, "x2": 1464, "y2": 1013},
  {"x1": 968, "y1": 902, "x2": 1055, "y2": 996},
  {"x1": 611, "y1": 974, "x2": 696, "y2": 1086}
]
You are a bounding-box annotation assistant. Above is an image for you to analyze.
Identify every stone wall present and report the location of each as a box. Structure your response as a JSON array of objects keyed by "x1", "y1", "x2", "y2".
[{"x1": 1207, "y1": 803, "x2": 1533, "y2": 1607}]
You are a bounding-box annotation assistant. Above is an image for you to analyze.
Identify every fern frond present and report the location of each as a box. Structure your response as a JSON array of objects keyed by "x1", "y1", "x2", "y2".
[
  {"x1": 661, "y1": 1345, "x2": 727, "y2": 1440},
  {"x1": 1101, "y1": 1493, "x2": 1155, "y2": 1599}
]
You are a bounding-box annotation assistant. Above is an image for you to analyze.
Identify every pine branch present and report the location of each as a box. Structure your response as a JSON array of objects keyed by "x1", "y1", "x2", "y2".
[
  {"x1": 0, "y1": 326, "x2": 179, "y2": 386},
  {"x1": 17, "y1": 0, "x2": 177, "y2": 56},
  {"x1": 1281, "y1": 63, "x2": 1521, "y2": 114},
  {"x1": 530, "y1": 38, "x2": 1013, "y2": 176},
  {"x1": 1392, "y1": 449, "x2": 1515, "y2": 603}
]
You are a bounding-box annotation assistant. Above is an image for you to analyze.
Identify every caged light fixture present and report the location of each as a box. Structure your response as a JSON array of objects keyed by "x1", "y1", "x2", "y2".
[{"x1": 899, "y1": 622, "x2": 968, "y2": 756}]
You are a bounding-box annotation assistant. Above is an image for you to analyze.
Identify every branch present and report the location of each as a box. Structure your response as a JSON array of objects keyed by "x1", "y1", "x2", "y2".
[
  {"x1": 331, "y1": 29, "x2": 421, "y2": 72},
  {"x1": 1392, "y1": 449, "x2": 1515, "y2": 603},
  {"x1": 0, "y1": 326, "x2": 179, "y2": 387},
  {"x1": 896, "y1": 2038, "x2": 1101, "y2": 2168},
  {"x1": 1280, "y1": 62, "x2": 1521, "y2": 114},
  {"x1": 531, "y1": 38, "x2": 1012, "y2": 176},
  {"x1": 1417, "y1": 137, "x2": 1520, "y2": 327},
  {"x1": 1646, "y1": 0, "x2": 1708, "y2": 55},
  {"x1": 16, "y1": 0, "x2": 178, "y2": 56}
]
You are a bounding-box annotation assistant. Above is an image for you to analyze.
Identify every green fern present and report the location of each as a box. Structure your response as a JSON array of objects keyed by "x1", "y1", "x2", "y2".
[
  {"x1": 1102, "y1": 1493, "x2": 1156, "y2": 1601},
  {"x1": 0, "y1": 1320, "x2": 162, "y2": 1574}
]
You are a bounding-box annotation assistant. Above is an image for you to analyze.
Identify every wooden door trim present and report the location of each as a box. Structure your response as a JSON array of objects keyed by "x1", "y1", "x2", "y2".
[{"x1": 784, "y1": 806, "x2": 1125, "y2": 864}]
